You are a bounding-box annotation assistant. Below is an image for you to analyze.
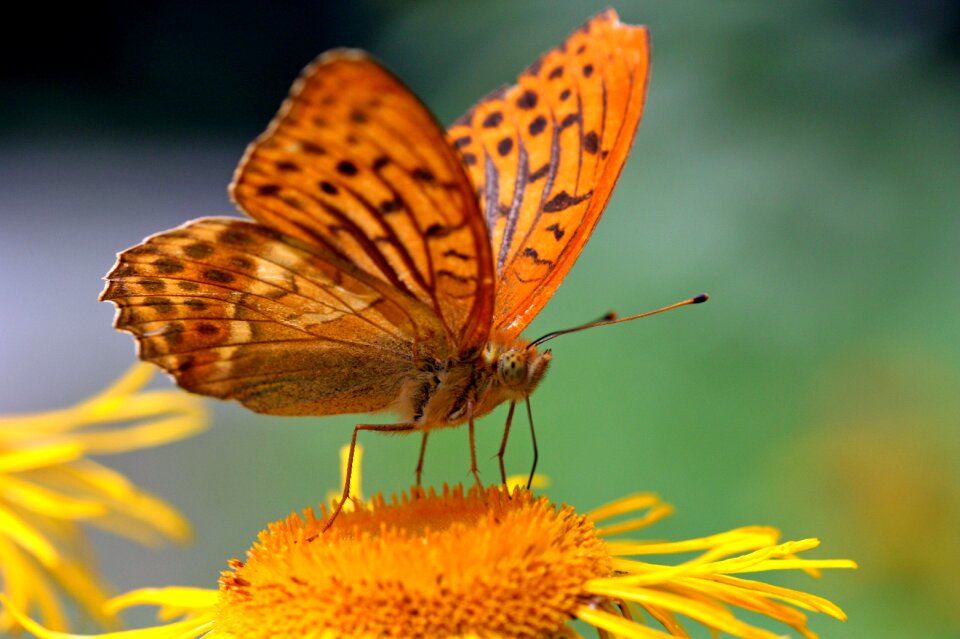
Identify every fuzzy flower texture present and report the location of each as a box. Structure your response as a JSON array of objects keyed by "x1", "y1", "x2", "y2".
[
  {"x1": 0, "y1": 363, "x2": 206, "y2": 632},
  {"x1": 6, "y1": 454, "x2": 855, "y2": 639}
]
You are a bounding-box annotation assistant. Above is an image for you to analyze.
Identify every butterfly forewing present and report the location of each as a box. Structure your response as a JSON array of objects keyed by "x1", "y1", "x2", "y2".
[
  {"x1": 448, "y1": 10, "x2": 650, "y2": 337},
  {"x1": 102, "y1": 218, "x2": 449, "y2": 415},
  {"x1": 231, "y1": 51, "x2": 495, "y2": 352}
]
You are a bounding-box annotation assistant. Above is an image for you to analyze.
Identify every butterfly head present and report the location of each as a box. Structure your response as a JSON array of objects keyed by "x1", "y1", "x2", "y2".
[{"x1": 483, "y1": 342, "x2": 552, "y2": 398}]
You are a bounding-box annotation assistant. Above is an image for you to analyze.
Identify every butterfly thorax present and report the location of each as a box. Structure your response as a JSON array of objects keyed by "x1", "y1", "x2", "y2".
[{"x1": 400, "y1": 340, "x2": 552, "y2": 430}]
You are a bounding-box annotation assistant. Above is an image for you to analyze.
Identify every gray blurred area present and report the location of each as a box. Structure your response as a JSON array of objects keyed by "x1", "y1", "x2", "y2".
[{"x1": 2, "y1": 1, "x2": 959, "y2": 636}]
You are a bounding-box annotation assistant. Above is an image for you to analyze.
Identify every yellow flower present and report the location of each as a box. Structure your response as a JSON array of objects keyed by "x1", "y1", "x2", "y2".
[
  {"x1": 0, "y1": 363, "x2": 207, "y2": 632},
  {"x1": 5, "y1": 483, "x2": 855, "y2": 639}
]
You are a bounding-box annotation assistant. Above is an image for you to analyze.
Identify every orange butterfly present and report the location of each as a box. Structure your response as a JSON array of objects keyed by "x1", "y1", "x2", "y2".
[{"x1": 101, "y1": 10, "x2": 703, "y2": 523}]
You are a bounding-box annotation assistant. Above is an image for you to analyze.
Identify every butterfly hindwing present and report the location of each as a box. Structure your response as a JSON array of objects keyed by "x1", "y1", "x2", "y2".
[
  {"x1": 231, "y1": 51, "x2": 495, "y2": 353},
  {"x1": 448, "y1": 9, "x2": 650, "y2": 337},
  {"x1": 102, "y1": 218, "x2": 450, "y2": 415}
]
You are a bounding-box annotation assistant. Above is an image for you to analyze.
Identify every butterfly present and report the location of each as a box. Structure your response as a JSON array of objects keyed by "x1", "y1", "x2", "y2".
[{"x1": 102, "y1": 9, "x2": 703, "y2": 524}]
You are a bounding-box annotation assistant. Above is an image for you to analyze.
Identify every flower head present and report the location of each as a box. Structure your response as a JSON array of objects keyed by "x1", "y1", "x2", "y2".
[
  {"x1": 0, "y1": 363, "x2": 207, "y2": 631},
  {"x1": 7, "y1": 481, "x2": 854, "y2": 639}
]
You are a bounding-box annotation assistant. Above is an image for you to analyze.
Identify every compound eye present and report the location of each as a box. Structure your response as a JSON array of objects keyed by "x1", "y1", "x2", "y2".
[{"x1": 498, "y1": 351, "x2": 527, "y2": 387}]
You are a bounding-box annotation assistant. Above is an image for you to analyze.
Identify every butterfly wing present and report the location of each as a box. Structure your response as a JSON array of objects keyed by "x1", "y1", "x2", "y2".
[
  {"x1": 102, "y1": 218, "x2": 450, "y2": 416},
  {"x1": 447, "y1": 9, "x2": 650, "y2": 337},
  {"x1": 231, "y1": 51, "x2": 495, "y2": 353}
]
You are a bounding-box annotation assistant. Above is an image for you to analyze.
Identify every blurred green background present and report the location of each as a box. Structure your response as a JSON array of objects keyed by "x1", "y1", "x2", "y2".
[{"x1": 2, "y1": 1, "x2": 958, "y2": 637}]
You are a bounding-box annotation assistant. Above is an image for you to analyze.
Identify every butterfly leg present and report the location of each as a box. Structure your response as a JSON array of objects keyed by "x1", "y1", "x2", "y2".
[
  {"x1": 415, "y1": 432, "x2": 430, "y2": 487},
  {"x1": 323, "y1": 422, "x2": 414, "y2": 533},
  {"x1": 467, "y1": 401, "x2": 483, "y2": 489},
  {"x1": 495, "y1": 401, "x2": 518, "y2": 486},
  {"x1": 525, "y1": 398, "x2": 539, "y2": 490}
]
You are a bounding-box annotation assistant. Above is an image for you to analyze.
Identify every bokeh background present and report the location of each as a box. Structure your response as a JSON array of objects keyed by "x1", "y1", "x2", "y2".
[{"x1": 2, "y1": 1, "x2": 958, "y2": 637}]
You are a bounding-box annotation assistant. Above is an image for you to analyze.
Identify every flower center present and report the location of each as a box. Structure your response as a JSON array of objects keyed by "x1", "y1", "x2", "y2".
[{"x1": 217, "y1": 485, "x2": 613, "y2": 638}]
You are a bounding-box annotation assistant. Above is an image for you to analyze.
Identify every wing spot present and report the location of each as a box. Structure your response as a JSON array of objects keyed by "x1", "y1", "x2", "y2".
[
  {"x1": 497, "y1": 137, "x2": 514, "y2": 157},
  {"x1": 138, "y1": 278, "x2": 165, "y2": 292},
  {"x1": 196, "y1": 322, "x2": 220, "y2": 336},
  {"x1": 424, "y1": 223, "x2": 448, "y2": 238},
  {"x1": 204, "y1": 269, "x2": 235, "y2": 284},
  {"x1": 438, "y1": 270, "x2": 474, "y2": 284},
  {"x1": 412, "y1": 167, "x2": 436, "y2": 183},
  {"x1": 372, "y1": 156, "x2": 390, "y2": 170},
  {"x1": 582, "y1": 64, "x2": 594, "y2": 77},
  {"x1": 112, "y1": 265, "x2": 137, "y2": 278},
  {"x1": 154, "y1": 258, "x2": 185, "y2": 274},
  {"x1": 257, "y1": 184, "x2": 281, "y2": 196},
  {"x1": 336, "y1": 160, "x2": 359, "y2": 176},
  {"x1": 177, "y1": 281, "x2": 200, "y2": 292},
  {"x1": 453, "y1": 135, "x2": 472, "y2": 148},
  {"x1": 529, "y1": 164, "x2": 550, "y2": 182},
  {"x1": 276, "y1": 160, "x2": 300, "y2": 173},
  {"x1": 522, "y1": 247, "x2": 552, "y2": 265},
  {"x1": 482, "y1": 112, "x2": 503, "y2": 128},
  {"x1": 545, "y1": 223, "x2": 565, "y2": 240},
  {"x1": 548, "y1": 66, "x2": 564, "y2": 80},
  {"x1": 184, "y1": 299, "x2": 208, "y2": 311},
  {"x1": 281, "y1": 195, "x2": 304, "y2": 210},
  {"x1": 349, "y1": 109, "x2": 368, "y2": 124},
  {"x1": 584, "y1": 131, "x2": 600, "y2": 154},
  {"x1": 319, "y1": 181, "x2": 339, "y2": 195},
  {"x1": 219, "y1": 229, "x2": 253, "y2": 245},
  {"x1": 163, "y1": 323, "x2": 185, "y2": 347},
  {"x1": 559, "y1": 88, "x2": 571, "y2": 102},
  {"x1": 183, "y1": 242, "x2": 214, "y2": 259},
  {"x1": 126, "y1": 245, "x2": 160, "y2": 256},
  {"x1": 516, "y1": 90, "x2": 538, "y2": 110},
  {"x1": 144, "y1": 298, "x2": 175, "y2": 314},
  {"x1": 576, "y1": 44, "x2": 587, "y2": 54},
  {"x1": 380, "y1": 198, "x2": 402, "y2": 214},
  {"x1": 560, "y1": 113, "x2": 579, "y2": 130},
  {"x1": 528, "y1": 115, "x2": 547, "y2": 136},
  {"x1": 443, "y1": 248, "x2": 471, "y2": 261},
  {"x1": 300, "y1": 141, "x2": 326, "y2": 155},
  {"x1": 462, "y1": 152, "x2": 477, "y2": 166},
  {"x1": 229, "y1": 256, "x2": 254, "y2": 270},
  {"x1": 543, "y1": 190, "x2": 593, "y2": 212}
]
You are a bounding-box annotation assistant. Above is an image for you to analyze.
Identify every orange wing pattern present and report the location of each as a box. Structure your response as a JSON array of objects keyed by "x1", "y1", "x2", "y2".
[
  {"x1": 101, "y1": 218, "x2": 450, "y2": 415},
  {"x1": 232, "y1": 51, "x2": 495, "y2": 353},
  {"x1": 448, "y1": 9, "x2": 650, "y2": 337}
]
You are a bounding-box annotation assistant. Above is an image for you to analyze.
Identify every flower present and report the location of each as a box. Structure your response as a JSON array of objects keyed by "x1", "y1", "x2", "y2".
[
  {"x1": 0, "y1": 363, "x2": 207, "y2": 632},
  {"x1": 5, "y1": 481, "x2": 855, "y2": 639}
]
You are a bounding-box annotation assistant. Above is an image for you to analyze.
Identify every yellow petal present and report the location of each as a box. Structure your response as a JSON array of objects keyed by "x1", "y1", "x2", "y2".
[
  {"x1": 587, "y1": 493, "x2": 665, "y2": 522},
  {"x1": 0, "y1": 504, "x2": 60, "y2": 566},
  {"x1": 585, "y1": 585, "x2": 783, "y2": 639},
  {"x1": 105, "y1": 588, "x2": 219, "y2": 616},
  {"x1": 2, "y1": 594, "x2": 215, "y2": 639},
  {"x1": 0, "y1": 475, "x2": 107, "y2": 519},
  {"x1": 594, "y1": 504, "x2": 675, "y2": 537},
  {"x1": 605, "y1": 526, "x2": 781, "y2": 556},
  {"x1": 575, "y1": 605, "x2": 674, "y2": 638},
  {"x1": 75, "y1": 410, "x2": 206, "y2": 455},
  {"x1": 0, "y1": 442, "x2": 86, "y2": 472}
]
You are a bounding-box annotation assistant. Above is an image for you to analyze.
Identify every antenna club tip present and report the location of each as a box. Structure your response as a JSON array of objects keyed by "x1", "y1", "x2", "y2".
[{"x1": 692, "y1": 293, "x2": 709, "y2": 304}]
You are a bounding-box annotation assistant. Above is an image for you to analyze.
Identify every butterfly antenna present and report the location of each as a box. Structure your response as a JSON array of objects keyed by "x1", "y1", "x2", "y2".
[{"x1": 529, "y1": 293, "x2": 708, "y2": 349}]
